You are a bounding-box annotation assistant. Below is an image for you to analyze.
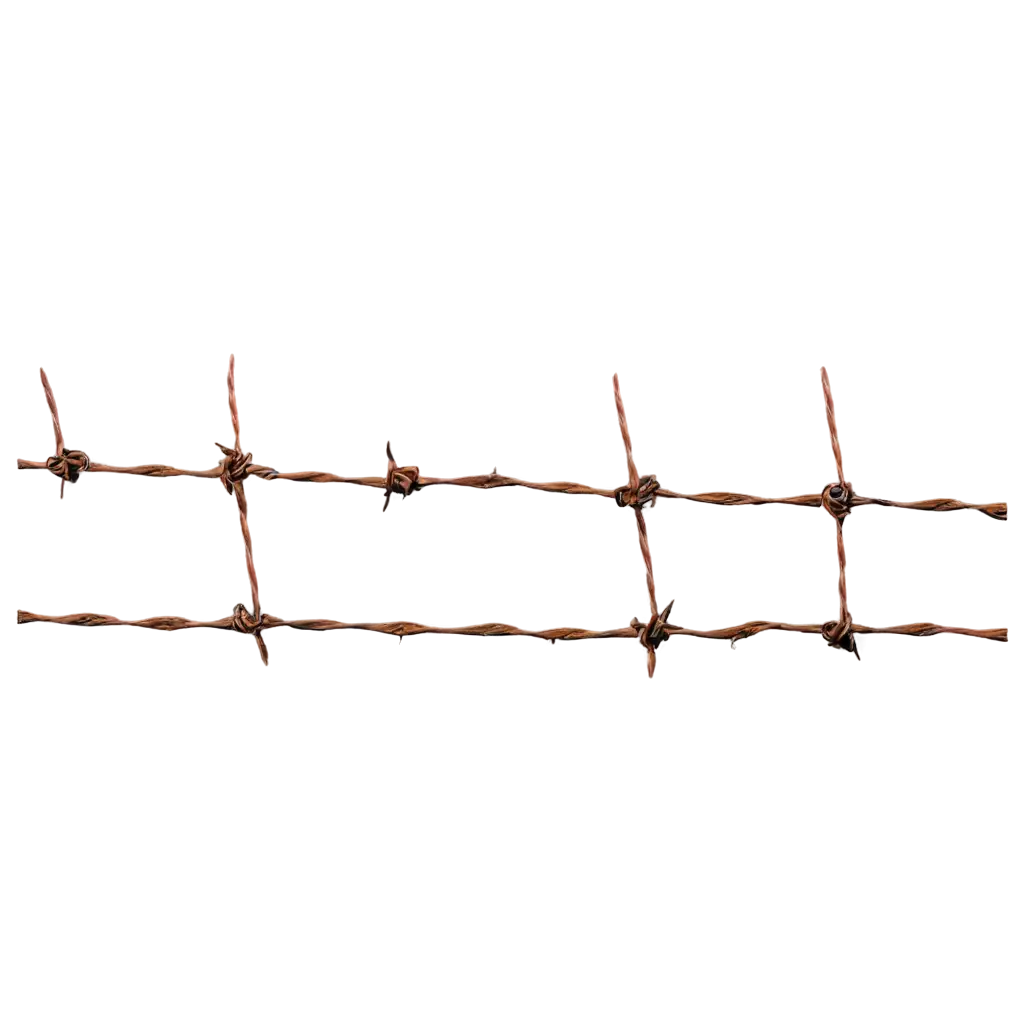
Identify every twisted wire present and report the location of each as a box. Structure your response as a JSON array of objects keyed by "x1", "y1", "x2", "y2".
[
  {"x1": 17, "y1": 457, "x2": 1006, "y2": 520},
  {"x1": 18, "y1": 609, "x2": 1006, "y2": 644},
  {"x1": 38, "y1": 368, "x2": 91, "y2": 498},
  {"x1": 40, "y1": 368, "x2": 64, "y2": 456},
  {"x1": 612, "y1": 373, "x2": 675, "y2": 676},
  {"x1": 221, "y1": 355, "x2": 266, "y2": 664},
  {"x1": 821, "y1": 366, "x2": 846, "y2": 488},
  {"x1": 820, "y1": 367, "x2": 859, "y2": 659}
]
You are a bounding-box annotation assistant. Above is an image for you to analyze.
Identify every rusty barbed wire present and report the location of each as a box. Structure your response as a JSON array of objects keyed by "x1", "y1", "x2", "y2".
[
  {"x1": 37, "y1": 368, "x2": 91, "y2": 499},
  {"x1": 16, "y1": 610, "x2": 1007, "y2": 643},
  {"x1": 819, "y1": 366, "x2": 859, "y2": 660},
  {"x1": 611, "y1": 372, "x2": 673, "y2": 677},
  {"x1": 16, "y1": 456, "x2": 1007, "y2": 520},
  {"x1": 16, "y1": 359, "x2": 1008, "y2": 673},
  {"x1": 215, "y1": 355, "x2": 269, "y2": 664},
  {"x1": 383, "y1": 441, "x2": 420, "y2": 512}
]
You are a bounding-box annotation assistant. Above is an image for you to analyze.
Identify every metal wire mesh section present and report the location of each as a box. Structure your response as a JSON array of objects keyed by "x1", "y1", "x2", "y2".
[{"x1": 17, "y1": 359, "x2": 1007, "y2": 674}]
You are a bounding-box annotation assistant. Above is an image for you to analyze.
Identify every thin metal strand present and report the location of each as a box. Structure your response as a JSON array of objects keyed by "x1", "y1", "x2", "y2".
[
  {"x1": 15, "y1": 461, "x2": 1006, "y2": 519},
  {"x1": 224, "y1": 356, "x2": 267, "y2": 665},
  {"x1": 17, "y1": 610, "x2": 1007, "y2": 644},
  {"x1": 821, "y1": 366, "x2": 846, "y2": 486},
  {"x1": 612, "y1": 372, "x2": 662, "y2": 675},
  {"x1": 820, "y1": 366, "x2": 858, "y2": 657}
]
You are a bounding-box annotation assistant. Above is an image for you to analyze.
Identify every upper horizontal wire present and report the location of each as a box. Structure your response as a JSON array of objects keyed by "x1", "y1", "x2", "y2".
[{"x1": 14, "y1": 458, "x2": 1007, "y2": 519}]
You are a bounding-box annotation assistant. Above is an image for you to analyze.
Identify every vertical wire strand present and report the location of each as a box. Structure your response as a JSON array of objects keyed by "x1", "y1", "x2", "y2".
[
  {"x1": 821, "y1": 366, "x2": 846, "y2": 488},
  {"x1": 226, "y1": 355, "x2": 267, "y2": 664},
  {"x1": 819, "y1": 360, "x2": 851, "y2": 630},
  {"x1": 610, "y1": 372, "x2": 659, "y2": 675},
  {"x1": 40, "y1": 369, "x2": 64, "y2": 456},
  {"x1": 613, "y1": 373, "x2": 640, "y2": 493},
  {"x1": 40, "y1": 368, "x2": 66, "y2": 498}
]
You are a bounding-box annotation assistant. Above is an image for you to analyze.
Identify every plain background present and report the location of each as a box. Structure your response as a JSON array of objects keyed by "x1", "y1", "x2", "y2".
[{"x1": 1, "y1": 2, "x2": 1020, "y2": 1021}]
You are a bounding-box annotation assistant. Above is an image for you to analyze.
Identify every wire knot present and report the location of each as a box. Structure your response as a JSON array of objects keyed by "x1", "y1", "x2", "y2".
[
  {"x1": 216, "y1": 442, "x2": 253, "y2": 495},
  {"x1": 232, "y1": 602, "x2": 264, "y2": 635},
  {"x1": 634, "y1": 598, "x2": 675, "y2": 655},
  {"x1": 821, "y1": 617, "x2": 860, "y2": 660},
  {"x1": 384, "y1": 441, "x2": 420, "y2": 511},
  {"x1": 822, "y1": 481, "x2": 854, "y2": 521},
  {"x1": 616, "y1": 475, "x2": 659, "y2": 509},
  {"x1": 46, "y1": 448, "x2": 90, "y2": 496}
]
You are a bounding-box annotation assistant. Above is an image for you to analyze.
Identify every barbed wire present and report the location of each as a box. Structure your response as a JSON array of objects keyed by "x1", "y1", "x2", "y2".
[
  {"x1": 18, "y1": 609, "x2": 1006, "y2": 645},
  {"x1": 16, "y1": 456, "x2": 1007, "y2": 520},
  {"x1": 17, "y1": 359, "x2": 1007, "y2": 673}
]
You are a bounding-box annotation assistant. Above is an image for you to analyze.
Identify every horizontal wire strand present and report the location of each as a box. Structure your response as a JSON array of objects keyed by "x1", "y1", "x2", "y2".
[
  {"x1": 17, "y1": 610, "x2": 1007, "y2": 644},
  {"x1": 16, "y1": 459, "x2": 1006, "y2": 519}
]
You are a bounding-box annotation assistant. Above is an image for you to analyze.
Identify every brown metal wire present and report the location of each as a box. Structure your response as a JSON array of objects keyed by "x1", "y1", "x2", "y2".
[
  {"x1": 215, "y1": 355, "x2": 267, "y2": 664},
  {"x1": 17, "y1": 610, "x2": 1006, "y2": 644},
  {"x1": 819, "y1": 367, "x2": 858, "y2": 659},
  {"x1": 14, "y1": 456, "x2": 1007, "y2": 520},
  {"x1": 17, "y1": 359, "x2": 1008, "y2": 673},
  {"x1": 611, "y1": 372, "x2": 673, "y2": 677}
]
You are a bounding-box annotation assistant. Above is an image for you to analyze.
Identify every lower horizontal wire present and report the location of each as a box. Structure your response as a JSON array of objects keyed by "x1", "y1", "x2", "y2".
[
  {"x1": 15, "y1": 459, "x2": 1006, "y2": 517},
  {"x1": 17, "y1": 610, "x2": 1007, "y2": 643}
]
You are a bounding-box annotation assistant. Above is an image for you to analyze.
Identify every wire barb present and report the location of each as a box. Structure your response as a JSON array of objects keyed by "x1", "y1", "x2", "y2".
[
  {"x1": 232, "y1": 602, "x2": 268, "y2": 665},
  {"x1": 822, "y1": 618, "x2": 860, "y2": 660},
  {"x1": 615, "y1": 475, "x2": 660, "y2": 509},
  {"x1": 821, "y1": 482, "x2": 854, "y2": 522},
  {"x1": 46, "y1": 448, "x2": 91, "y2": 499},
  {"x1": 216, "y1": 443, "x2": 254, "y2": 495},
  {"x1": 631, "y1": 600, "x2": 675, "y2": 678},
  {"x1": 383, "y1": 442, "x2": 421, "y2": 511}
]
